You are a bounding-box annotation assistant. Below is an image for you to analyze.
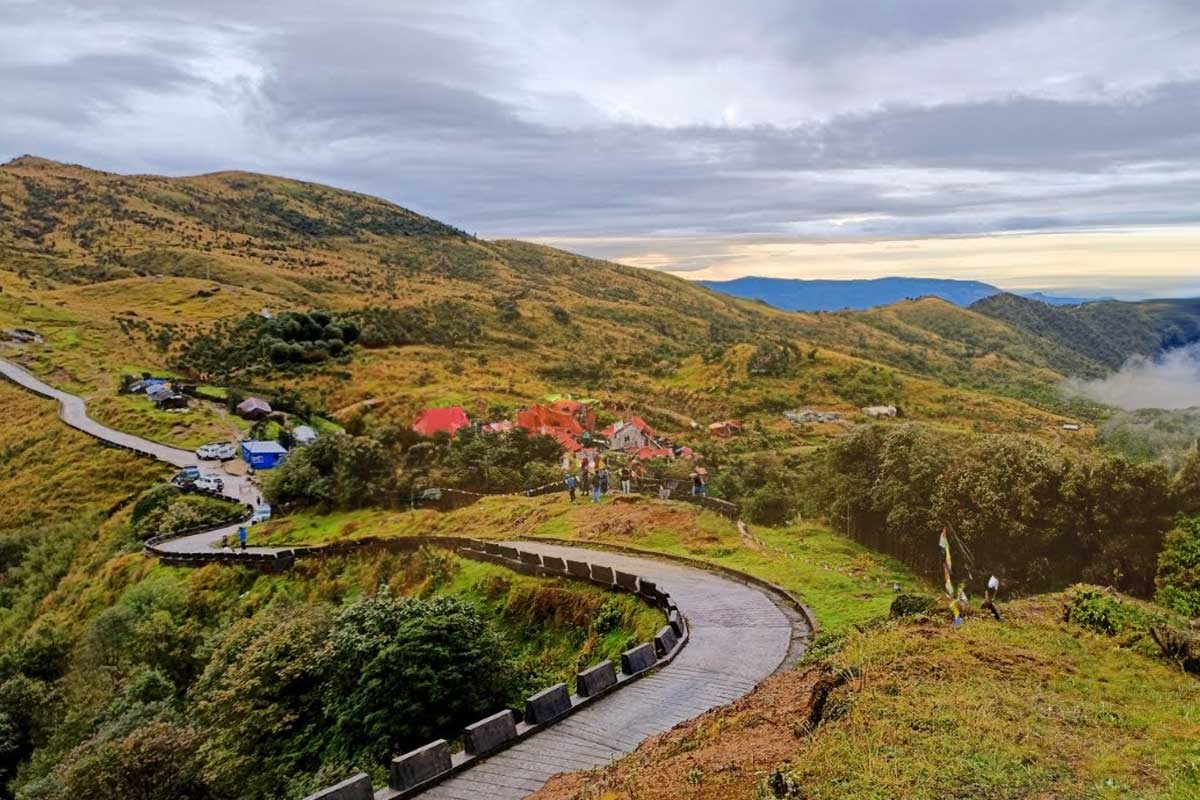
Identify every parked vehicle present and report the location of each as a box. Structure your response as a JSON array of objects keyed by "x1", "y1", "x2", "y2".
[
  {"x1": 170, "y1": 466, "x2": 201, "y2": 488},
  {"x1": 196, "y1": 442, "x2": 236, "y2": 460},
  {"x1": 194, "y1": 475, "x2": 225, "y2": 494},
  {"x1": 249, "y1": 504, "x2": 272, "y2": 525}
]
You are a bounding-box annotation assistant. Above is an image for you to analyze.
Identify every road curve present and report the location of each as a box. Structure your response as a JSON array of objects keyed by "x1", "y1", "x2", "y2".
[
  {"x1": 0, "y1": 357, "x2": 260, "y2": 548},
  {"x1": 0, "y1": 356, "x2": 809, "y2": 799}
]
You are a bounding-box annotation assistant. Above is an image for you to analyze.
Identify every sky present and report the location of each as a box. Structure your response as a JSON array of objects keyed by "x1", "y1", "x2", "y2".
[{"x1": 3, "y1": 0, "x2": 1199, "y2": 297}]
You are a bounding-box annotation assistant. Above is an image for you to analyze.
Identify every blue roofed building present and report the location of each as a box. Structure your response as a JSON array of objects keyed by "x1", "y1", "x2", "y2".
[{"x1": 241, "y1": 440, "x2": 288, "y2": 470}]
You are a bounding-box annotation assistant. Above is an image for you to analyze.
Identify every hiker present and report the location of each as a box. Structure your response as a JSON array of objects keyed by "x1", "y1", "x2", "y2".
[
  {"x1": 238, "y1": 525, "x2": 248, "y2": 550},
  {"x1": 598, "y1": 467, "x2": 610, "y2": 495},
  {"x1": 580, "y1": 469, "x2": 592, "y2": 499},
  {"x1": 565, "y1": 473, "x2": 578, "y2": 503},
  {"x1": 591, "y1": 470, "x2": 603, "y2": 503},
  {"x1": 691, "y1": 471, "x2": 705, "y2": 496},
  {"x1": 983, "y1": 575, "x2": 1002, "y2": 621},
  {"x1": 620, "y1": 465, "x2": 633, "y2": 494},
  {"x1": 219, "y1": 533, "x2": 230, "y2": 550}
]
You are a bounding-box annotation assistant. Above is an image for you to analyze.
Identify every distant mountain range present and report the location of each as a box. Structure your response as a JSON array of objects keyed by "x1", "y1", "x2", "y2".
[{"x1": 699, "y1": 276, "x2": 1097, "y2": 312}]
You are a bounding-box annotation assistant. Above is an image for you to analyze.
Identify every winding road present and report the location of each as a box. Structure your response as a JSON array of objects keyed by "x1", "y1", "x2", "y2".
[{"x1": 0, "y1": 355, "x2": 810, "y2": 800}]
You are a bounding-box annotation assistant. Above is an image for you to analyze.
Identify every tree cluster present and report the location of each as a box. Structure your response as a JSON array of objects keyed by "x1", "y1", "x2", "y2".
[
  {"x1": 263, "y1": 426, "x2": 565, "y2": 511},
  {"x1": 811, "y1": 424, "x2": 1176, "y2": 595},
  {"x1": 174, "y1": 310, "x2": 359, "y2": 377}
]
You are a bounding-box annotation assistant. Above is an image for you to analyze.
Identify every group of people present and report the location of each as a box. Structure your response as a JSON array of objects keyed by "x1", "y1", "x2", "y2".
[{"x1": 564, "y1": 464, "x2": 636, "y2": 502}]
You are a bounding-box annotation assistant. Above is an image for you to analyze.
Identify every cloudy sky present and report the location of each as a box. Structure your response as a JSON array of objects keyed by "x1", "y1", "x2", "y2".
[{"x1": 3, "y1": 0, "x2": 1200, "y2": 297}]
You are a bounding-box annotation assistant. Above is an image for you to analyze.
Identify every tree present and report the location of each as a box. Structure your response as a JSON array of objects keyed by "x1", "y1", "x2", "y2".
[{"x1": 319, "y1": 593, "x2": 515, "y2": 764}]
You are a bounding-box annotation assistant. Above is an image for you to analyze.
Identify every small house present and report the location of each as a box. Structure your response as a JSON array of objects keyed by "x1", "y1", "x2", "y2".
[
  {"x1": 602, "y1": 417, "x2": 655, "y2": 451},
  {"x1": 293, "y1": 425, "x2": 318, "y2": 444},
  {"x1": 413, "y1": 406, "x2": 470, "y2": 437},
  {"x1": 241, "y1": 440, "x2": 288, "y2": 470},
  {"x1": 480, "y1": 420, "x2": 514, "y2": 435},
  {"x1": 237, "y1": 397, "x2": 273, "y2": 421},
  {"x1": 707, "y1": 420, "x2": 743, "y2": 438}
]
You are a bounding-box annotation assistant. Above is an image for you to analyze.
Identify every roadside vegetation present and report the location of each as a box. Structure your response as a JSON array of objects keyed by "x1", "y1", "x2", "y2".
[{"x1": 0, "y1": 533, "x2": 659, "y2": 800}]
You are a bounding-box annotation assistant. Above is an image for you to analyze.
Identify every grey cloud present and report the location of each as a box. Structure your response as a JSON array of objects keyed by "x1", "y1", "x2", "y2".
[{"x1": 1, "y1": 0, "x2": 1199, "y2": 294}]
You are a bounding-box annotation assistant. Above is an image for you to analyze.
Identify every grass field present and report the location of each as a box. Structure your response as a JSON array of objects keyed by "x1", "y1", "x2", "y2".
[{"x1": 253, "y1": 493, "x2": 920, "y2": 635}]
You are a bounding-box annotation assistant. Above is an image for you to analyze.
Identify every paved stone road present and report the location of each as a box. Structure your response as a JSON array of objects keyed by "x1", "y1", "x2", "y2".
[
  {"x1": 1, "y1": 356, "x2": 810, "y2": 799},
  {"x1": 411, "y1": 541, "x2": 806, "y2": 800}
]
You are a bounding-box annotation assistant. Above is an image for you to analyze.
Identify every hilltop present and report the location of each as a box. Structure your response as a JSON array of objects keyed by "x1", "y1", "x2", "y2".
[{"x1": 0, "y1": 156, "x2": 1095, "y2": 440}]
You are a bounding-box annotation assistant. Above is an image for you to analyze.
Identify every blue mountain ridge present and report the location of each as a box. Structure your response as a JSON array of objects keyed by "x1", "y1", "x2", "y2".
[{"x1": 698, "y1": 276, "x2": 1095, "y2": 312}]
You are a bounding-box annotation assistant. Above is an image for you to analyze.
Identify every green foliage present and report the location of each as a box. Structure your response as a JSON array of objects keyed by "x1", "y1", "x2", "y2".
[
  {"x1": 1065, "y1": 587, "x2": 1147, "y2": 636},
  {"x1": 130, "y1": 486, "x2": 242, "y2": 541},
  {"x1": 174, "y1": 310, "x2": 359, "y2": 377},
  {"x1": 264, "y1": 434, "x2": 391, "y2": 511},
  {"x1": 319, "y1": 593, "x2": 514, "y2": 764},
  {"x1": 889, "y1": 594, "x2": 940, "y2": 618},
  {"x1": 1155, "y1": 516, "x2": 1200, "y2": 617},
  {"x1": 813, "y1": 423, "x2": 1176, "y2": 595}
]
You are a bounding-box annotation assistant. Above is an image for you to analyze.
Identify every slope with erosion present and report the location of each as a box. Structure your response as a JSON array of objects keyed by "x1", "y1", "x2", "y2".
[
  {"x1": 1, "y1": 157, "x2": 1101, "y2": 445},
  {"x1": 532, "y1": 592, "x2": 1200, "y2": 800}
]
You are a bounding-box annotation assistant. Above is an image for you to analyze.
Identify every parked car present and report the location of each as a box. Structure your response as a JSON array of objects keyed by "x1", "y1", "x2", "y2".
[
  {"x1": 170, "y1": 466, "x2": 202, "y2": 488},
  {"x1": 194, "y1": 475, "x2": 224, "y2": 494},
  {"x1": 196, "y1": 442, "x2": 236, "y2": 460},
  {"x1": 249, "y1": 504, "x2": 272, "y2": 525}
]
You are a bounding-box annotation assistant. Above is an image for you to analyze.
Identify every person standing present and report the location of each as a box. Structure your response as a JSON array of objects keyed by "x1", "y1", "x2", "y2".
[
  {"x1": 580, "y1": 469, "x2": 592, "y2": 499},
  {"x1": 691, "y1": 471, "x2": 704, "y2": 496},
  {"x1": 565, "y1": 473, "x2": 578, "y2": 503},
  {"x1": 598, "y1": 467, "x2": 609, "y2": 495},
  {"x1": 238, "y1": 525, "x2": 248, "y2": 549},
  {"x1": 591, "y1": 470, "x2": 602, "y2": 503},
  {"x1": 620, "y1": 465, "x2": 633, "y2": 494},
  {"x1": 983, "y1": 575, "x2": 1002, "y2": 621}
]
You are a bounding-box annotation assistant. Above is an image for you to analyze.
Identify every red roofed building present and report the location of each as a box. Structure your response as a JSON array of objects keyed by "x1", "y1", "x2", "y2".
[
  {"x1": 635, "y1": 446, "x2": 674, "y2": 461},
  {"x1": 413, "y1": 406, "x2": 470, "y2": 437},
  {"x1": 515, "y1": 402, "x2": 595, "y2": 438}
]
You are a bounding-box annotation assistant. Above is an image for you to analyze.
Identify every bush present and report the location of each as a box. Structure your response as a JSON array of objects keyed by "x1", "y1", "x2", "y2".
[
  {"x1": 1155, "y1": 516, "x2": 1200, "y2": 617},
  {"x1": 318, "y1": 592, "x2": 515, "y2": 764},
  {"x1": 889, "y1": 594, "x2": 940, "y2": 618}
]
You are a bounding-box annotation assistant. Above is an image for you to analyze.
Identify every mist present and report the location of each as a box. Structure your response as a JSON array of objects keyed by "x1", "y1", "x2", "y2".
[{"x1": 1068, "y1": 343, "x2": 1200, "y2": 410}]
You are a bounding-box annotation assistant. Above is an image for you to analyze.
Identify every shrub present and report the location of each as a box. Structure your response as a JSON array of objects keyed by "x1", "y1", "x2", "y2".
[
  {"x1": 889, "y1": 594, "x2": 940, "y2": 618},
  {"x1": 1155, "y1": 516, "x2": 1200, "y2": 617}
]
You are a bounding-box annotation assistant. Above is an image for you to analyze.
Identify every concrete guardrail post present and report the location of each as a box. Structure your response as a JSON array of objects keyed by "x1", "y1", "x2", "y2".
[
  {"x1": 390, "y1": 740, "x2": 452, "y2": 791},
  {"x1": 590, "y1": 564, "x2": 614, "y2": 585},
  {"x1": 614, "y1": 571, "x2": 639, "y2": 592},
  {"x1": 541, "y1": 555, "x2": 567, "y2": 574},
  {"x1": 463, "y1": 709, "x2": 518, "y2": 756},
  {"x1": 621, "y1": 642, "x2": 657, "y2": 676},
  {"x1": 566, "y1": 559, "x2": 591, "y2": 579},
  {"x1": 300, "y1": 772, "x2": 373, "y2": 800},
  {"x1": 524, "y1": 683, "x2": 572, "y2": 724},
  {"x1": 654, "y1": 625, "x2": 679, "y2": 657},
  {"x1": 576, "y1": 660, "x2": 618, "y2": 696}
]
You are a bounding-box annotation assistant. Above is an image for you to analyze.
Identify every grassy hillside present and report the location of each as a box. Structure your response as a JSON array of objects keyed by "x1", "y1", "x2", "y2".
[
  {"x1": 973, "y1": 293, "x2": 1200, "y2": 371},
  {"x1": 0, "y1": 156, "x2": 1108, "y2": 445},
  {"x1": 533, "y1": 591, "x2": 1200, "y2": 800}
]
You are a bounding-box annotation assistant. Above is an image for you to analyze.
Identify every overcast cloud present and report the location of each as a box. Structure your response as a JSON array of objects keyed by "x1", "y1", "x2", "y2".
[{"x1": 2, "y1": 0, "x2": 1199, "y2": 293}]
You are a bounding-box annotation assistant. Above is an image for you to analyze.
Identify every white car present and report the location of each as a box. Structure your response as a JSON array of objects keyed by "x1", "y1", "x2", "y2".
[
  {"x1": 250, "y1": 504, "x2": 272, "y2": 525},
  {"x1": 196, "y1": 442, "x2": 236, "y2": 460},
  {"x1": 194, "y1": 475, "x2": 225, "y2": 494}
]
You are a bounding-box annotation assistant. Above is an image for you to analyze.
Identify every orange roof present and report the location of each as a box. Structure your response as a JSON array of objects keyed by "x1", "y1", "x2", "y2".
[
  {"x1": 413, "y1": 406, "x2": 470, "y2": 437},
  {"x1": 635, "y1": 446, "x2": 673, "y2": 460}
]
